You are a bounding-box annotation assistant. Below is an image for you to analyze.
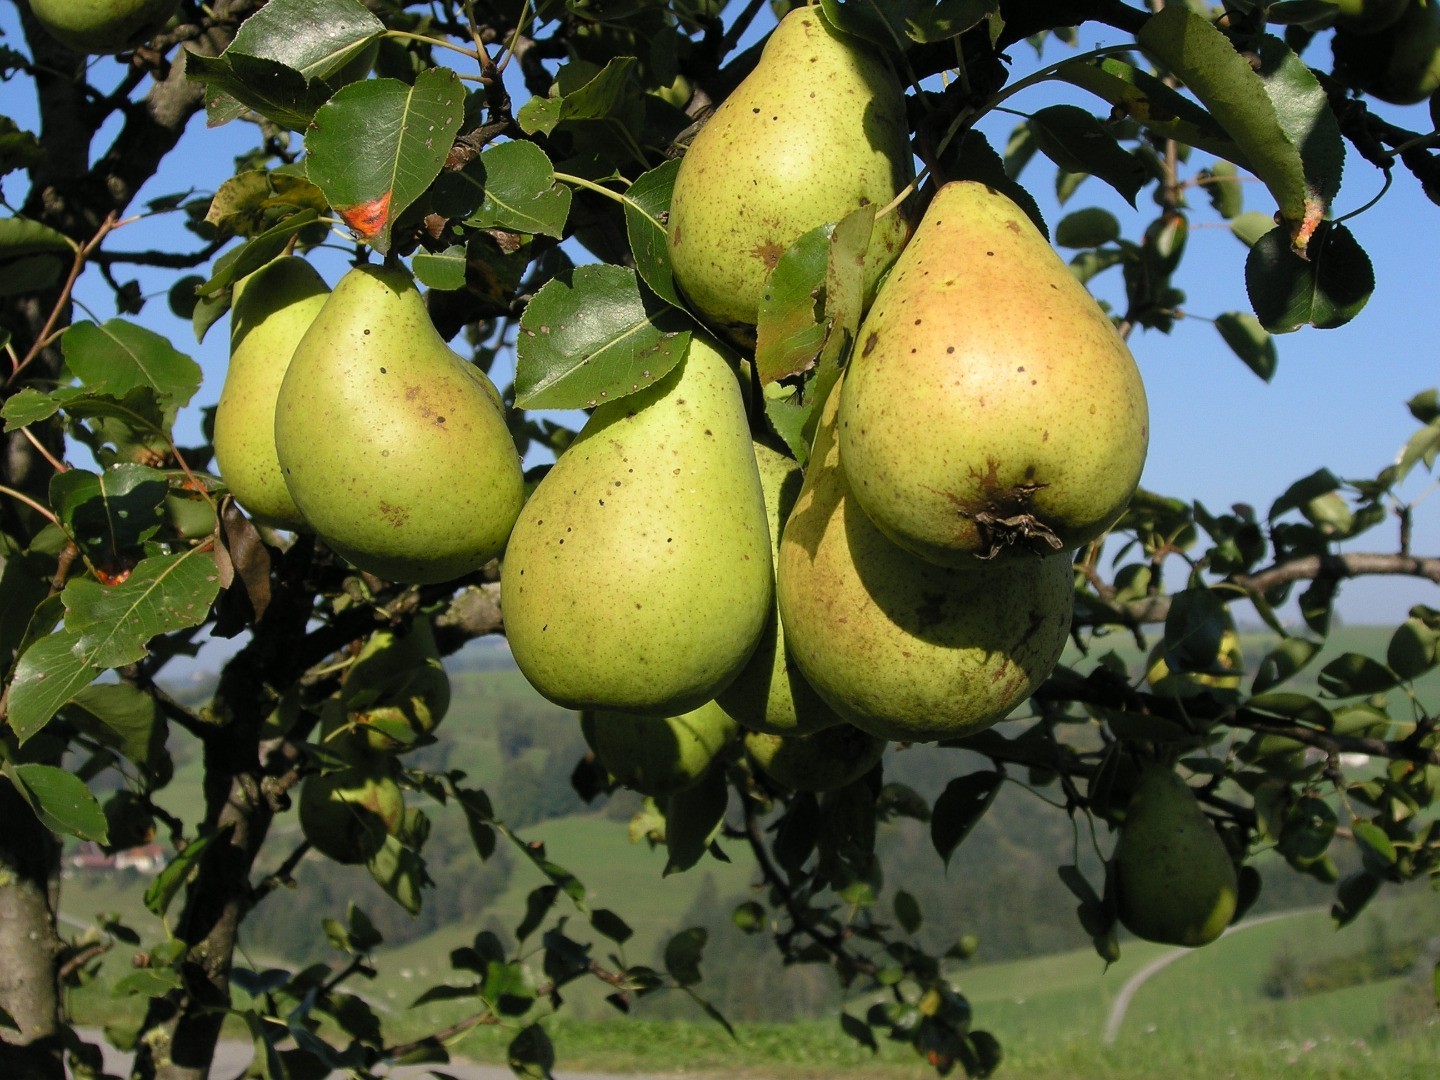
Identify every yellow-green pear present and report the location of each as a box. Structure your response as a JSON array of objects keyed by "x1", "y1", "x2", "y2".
[
  {"x1": 716, "y1": 440, "x2": 843, "y2": 736},
  {"x1": 213, "y1": 256, "x2": 329, "y2": 532},
  {"x1": 587, "y1": 700, "x2": 738, "y2": 798},
  {"x1": 1113, "y1": 764, "x2": 1239, "y2": 947},
  {"x1": 837, "y1": 181, "x2": 1148, "y2": 567},
  {"x1": 665, "y1": 5, "x2": 913, "y2": 344},
  {"x1": 501, "y1": 334, "x2": 771, "y2": 715},
  {"x1": 777, "y1": 377, "x2": 1073, "y2": 743},
  {"x1": 274, "y1": 265, "x2": 524, "y2": 584},
  {"x1": 28, "y1": 0, "x2": 179, "y2": 54},
  {"x1": 744, "y1": 723, "x2": 885, "y2": 792}
]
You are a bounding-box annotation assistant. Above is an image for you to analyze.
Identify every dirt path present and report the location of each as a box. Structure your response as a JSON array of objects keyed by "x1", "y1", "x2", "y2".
[{"x1": 1100, "y1": 907, "x2": 1326, "y2": 1043}]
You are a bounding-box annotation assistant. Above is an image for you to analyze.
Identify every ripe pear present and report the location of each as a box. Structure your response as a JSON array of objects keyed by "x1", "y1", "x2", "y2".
[
  {"x1": 777, "y1": 377, "x2": 1073, "y2": 743},
  {"x1": 298, "y1": 757, "x2": 406, "y2": 865},
  {"x1": 744, "y1": 723, "x2": 885, "y2": 793},
  {"x1": 587, "y1": 700, "x2": 738, "y2": 798},
  {"x1": 665, "y1": 5, "x2": 914, "y2": 344},
  {"x1": 274, "y1": 265, "x2": 524, "y2": 584},
  {"x1": 1113, "y1": 764, "x2": 1239, "y2": 947},
  {"x1": 213, "y1": 256, "x2": 329, "y2": 532},
  {"x1": 837, "y1": 181, "x2": 1148, "y2": 567},
  {"x1": 28, "y1": 0, "x2": 179, "y2": 54},
  {"x1": 716, "y1": 440, "x2": 843, "y2": 736},
  {"x1": 501, "y1": 334, "x2": 771, "y2": 715}
]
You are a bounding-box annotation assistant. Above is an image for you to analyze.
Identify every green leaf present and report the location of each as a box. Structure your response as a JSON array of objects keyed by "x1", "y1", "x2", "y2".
[
  {"x1": 1028, "y1": 105, "x2": 1147, "y2": 205},
  {"x1": 224, "y1": 0, "x2": 382, "y2": 87},
  {"x1": 1052, "y1": 56, "x2": 1247, "y2": 166},
  {"x1": 1316, "y1": 652, "x2": 1400, "y2": 698},
  {"x1": 145, "y1": 830, "x2": 221, "y2": 918},
  {"x1": 931, "y1": 771, "x2": 1001, "y2": 867},
  {"x1": 1245, "y1": 221, "x2": 1373, "y2": 333},
  {"x1": 50, "y1": 465, "x2": 168, "y2": 567},
  {"x1": 893, "y1": 889, "x2": 922, "y2": 934},
  {"x1": 1387, "y1": 616, "x2": 1438, "y2": 680},
  {"x1": 623, "y1": 158, "x2": 682, "y2": 308},
  {"x1": 6, "y1": 632, "x2": 100, "y2": 744},
  {"x1": 1246, "y1": 691, "x2": 1334, "y2": 729},
  {"x1": 1350, "y1": 820, "x2": 1397, "y2": 868},
  {"x1": 664, "y1": 766, "x2": 728, "y2": 876},
  {"x1": 1229, "y1": 211, "x2": 1277, "y2": 248},
  {"x1": 514, "y1": 264, "x2": 691, "y2": 410},
  {"x1": 663, "y1": 926, "x2": 707, "y2": 987},
  {"x1": 1202, "y1": 160, "x2": 1244, "y2": 219},
  {"x1": 590, "y1": 908, "x2": 633, "y2": 944},
  {"x1": 111, "y1": 968, "x2": 182, "y2": 997},
  {"x1": 518, "y1": 57, "x2": 641, "y2": 137},
  {"x1": 755, "y1": 223, "x2": 831, "y2": 385},
  {"x1": 0, "y1": 216, "x2": 75, "y2": 259},
  {"x1": 62, "y1": 683, "x2": 171, "y2": 787},
  {"x1": 195, "y1": 210, "x2": 322, "y2": 298},
  {"x1": 1138, "y1": 10, "x2": 1342, "y2": 250},
  {"x1": 905, "y1": 0, "x2": 1000, "y2": 43},
  {"x1": 0, "y1": 118, "x2": 45, "y2": 179},
  {"x1": 1252, "y1": 637, "x2": 1321, "y2": 693},
  {"x1": 1214, "y1": 311, "x2": 1276, "y2": 381},
  {"x1": 841, "y1": 1010, "x2": 879, "y2": 1052},
  {"x1": 62, "y1": 548, "x2": 222, "y2": 670},
  {"x1": 305, "y1": 67, "x2": 467, "y2": 253},
  {"x1": 63, "y1": 321, "x2": 202, "y2": 408},
  {"x1": 366, "y1": 834, "x2": 428, "y2": 915},
  {"x1": 411, "y1": 244, "x2": 467, "y2": 291},
  {"x1": 817, "y1": 0, "x2": 910, "y2": 49},
  {"x1": 187, "y1": 51, "x2": 333, "y2": 132},
  {"x1": 507, "y1": 1023, "x2": 555, "y2": 1080},
  {"x1": 4, "y1": 763, "x2": 108, "y2": 842},
  {"x1": 1055, "y1": 208, "x2": 1120, "y2": 249},
  {"x1": 204, "y1": 170, "x2": 329, "y2": 239},
  {"x1": 1162, "y1": 587, "x2": 1227, "y2": 674},
  {"x1": 454, "y1": 140, "x2": 572, "y2": 239}
]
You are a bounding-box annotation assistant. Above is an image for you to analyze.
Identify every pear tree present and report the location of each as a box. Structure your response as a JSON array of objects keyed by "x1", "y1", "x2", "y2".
[{"x1": 3, "y1": 1, "x2": 1440, "y2": 1078}]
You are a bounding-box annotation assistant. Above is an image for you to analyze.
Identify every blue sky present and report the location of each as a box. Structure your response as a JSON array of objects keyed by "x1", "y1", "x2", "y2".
[{"x1": 2, "y1": 3, "x2": 1436, "y2": 626}]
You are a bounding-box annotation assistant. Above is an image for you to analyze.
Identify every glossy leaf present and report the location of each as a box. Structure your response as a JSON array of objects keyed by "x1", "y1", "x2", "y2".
[
  {"x1": 411, "y1": 244, "x2": 467, "y2": 291},
  {"x1": 4, "y1": 763, "x2": 108, "y2": 842},
  {"x1": 0, "y1": 215, "x2": 74, "y2": 259},
  {"x1": 63, "y1": 321, "x2": 202, "y2": 408},
  {"x1": 518, "y1": 57, "x2": 640, "y2": 138},
  {"x1": 204, "y1": 170, "x2": 328, "y2": 239},
  {"x1": 50, "y1": 465, "x2": 168, "y2": 566},
  {"x1": 226, "y1": 0, "x2": 381, "y2": 85},
  {"x1": 453, "y1": 140, "x2": 571, "y2": 239},
  {"x1": 1162, "y1": 587, "x2": 1228, "y2": 673},
  {"x1": 1214, "y1": 311, "x2": 1277, "y2": 381},
  {"x1": 1029, "y1": 105, "x2": 1146, "y2": 206},
  {"x1": 1246, "y1": 221, "x2": 1373, "y2": 333},
  {"x1": 305, "y1": 67, "x2": 466, "y2": 253},
  {"x1": 1316, "y1": 652, "x2": 1400, "y2": 698},
  {"x1": 6, "y1": 633, "x2": 100, "y2": 744},
  {"x1": 664, "y1": 766, "x2": 727, "y2": 876},
  {"x1": 188, "y1": 51, "x2": 332, "y2": 132},
  {"x1": 514, "y1": 264, "x2": 691, "y2": 410},
  {"x1": 623, "y1": 158, "x2": 682, "y2": 307}
]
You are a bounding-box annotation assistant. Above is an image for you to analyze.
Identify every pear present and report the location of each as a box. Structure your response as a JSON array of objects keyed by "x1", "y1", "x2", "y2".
[
  {"x1": 744, "y1": 723, "x2": 885, "y2": 793},
  {"x1": 213, "y1": 256, "x2": 329, "y2": 532},
  {"x1": 501, "y1": 334, "x2": 771, "y2": 715},
  {"x1": 777, "y1": 377, "x2": 1073, "y2": 743},
  {"x1": 28, "y1": 0, "x2": 179, "y2": 54},
  {"x1": 274, "y1": 265, "x2": 524, "y2": 584},
  {"x1": 716, "y1": 440, "x2": 843, "y2": 736},
  {"x1": 837, "y1": 181, "x2": 1148, "y2": 567},
  {"x1": 587, "y1": 700, "x2": 738, "y2": 798},
  {"x1": 1113, "y1": 764, "x2": 1239, "y2": 947},
  {"x1": 298, "y1": 756, "x2": 406, "y2": 865},
  {"x1": 665, "y1": 5, "x2": 913, "y2": 345}
]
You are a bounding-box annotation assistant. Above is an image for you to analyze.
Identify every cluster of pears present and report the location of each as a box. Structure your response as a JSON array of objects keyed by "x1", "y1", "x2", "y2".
[
  {"x1": 297, "y1": 619, "x2": 450, "y2": 864},
  {"x1": 502, "y1": 5, "x2": 1147, "y2": 800},
  {"x1": 214, "y1": 259, "x2": 525, "y2": 584}
]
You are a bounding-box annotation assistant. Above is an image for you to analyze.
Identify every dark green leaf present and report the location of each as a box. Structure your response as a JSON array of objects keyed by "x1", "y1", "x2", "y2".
[
  {"x1": 305, "y1": 68, "x2": 466, "y2": 253},
  {"x1": 1028, "y1": 105, "x2": 1146, "y2": 205},
  {"x1": 1332, "y1": 870, "x2": 1381, "y2": 927},
  {"x1": 111, "y1": 968, "x2": 182, "y2": 997},
  {"x1": 515, "y1": 264, "x2": 691, "y2": 409},
  {"x1": 905, "y1": 0, "x2": 999, "y2": 43},
  {"x1": 1245, "y1": 221, "x2": 1373, "y2": 333},
  {"x1": 145, "y1": 830, "x2": 220, "y2": 917},
  {"x1": 841, "y1": 1010, "x2": 879, "y2": 1052},
  {"x1": 664, "y1": 765, "x2": 728, "y2": 876},
  {"x1": 816, "y1": 0, "x2": 911, "y2": 49},
  {"x1": 1214, "y1": 311, "x2": 1276, "y2": 381},
  {"x1": 50, "y1": 465, "x2": 168, "y2": 566},
  {"x1": 225, "y1": 0, "x2": 382, "y2": 86},
  {"x1": 196, "y1": 210, "x2": 322, "y2": 299},
  {"x1": 518, "y1": 57, "x2": 640, "y2": 137},
  {"x1": 1388, "y1": 617, "x2": 1438, "y2": 680},
  {"x1": 663, "y1": 926, "x2": 707, "y2": 986},
  {"x1": 7, "y1": 632, "x2": 100, "y2": 744},
  {"x1": 452, "y1": 140, "x2": 571, "y2": 239},
  {"x1": 62, "y1": 683, "x2": 170, "y2": 788},
  {"x1": 187, "y1": 51, "x2": 332, "y2": 132},
  {"x1": 1350, "y1": 820, "x2": 1397, "y2": 868},
  {"x1": 366, "y1": 834, "x2": 428, "y2": 915},
  {"x1": 893, "y1": 889, "x2": 922, "y2": 934},
  {"x1": 931, "y1": 771, "x2": 1002, "y2": 867},
  {"x1": 0, "y1": 118, "x2": 45, "y2": 179},
  {"x1": 4, "y1": 763, "x2": 108, "y2": 842},
  {"x1": 1162, "y1": 588, "x2": 1228, "y2": 673},
  {"x1": 1251, "y1": 637, "x2": 1321, "y2": 693},
  {"x1": 623, "y1": 158, "x2": 682, "y2": 307},
  {"x1": 0, "y1": 216, "x2": 74, "y2": 259},
  {"x1": 507, "y1": 1024, "x2": 554, "y2": 1080},
  {"x1": 1202, "y1": 161, "x2": 1244, "y2": 219},
  {"x1": 590, "y1": 908, "x2": 632, "y2": 944},
  {"x1": 1316, "y1": 653, "x2": 1400, "y2": 698},
  {"x1": 515, "y1": 884, "x2": 560, "y2": 943},
  {"x1": 755, "y1": 223, "x2": 831, "y2": 385},
  {"x1": 1055, "y1": 208, "x2": 1120, "y2": 249},
  {"x1": 1246, "y1": 691, "x2": 1334, "y2": 728}
]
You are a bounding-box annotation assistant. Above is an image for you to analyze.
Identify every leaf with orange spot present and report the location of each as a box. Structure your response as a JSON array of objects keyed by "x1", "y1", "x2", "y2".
[{"x1": 305, "y1": 67, "x2": 465, "y2": 254}]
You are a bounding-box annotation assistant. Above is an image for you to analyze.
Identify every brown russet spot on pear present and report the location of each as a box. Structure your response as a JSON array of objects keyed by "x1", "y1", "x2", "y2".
[
  {"x1": 665, "y1": 5, "x2": 913, "y2": 346},
  {"x1": 273, "y1": 264, "x2": 523, "y2": 585},
  {"x1": 837, "y1": 181, "x2": 1148, "y2": 568},
  {"x1": 501, "y1": 335, "x2": 772, "y2": 716}
]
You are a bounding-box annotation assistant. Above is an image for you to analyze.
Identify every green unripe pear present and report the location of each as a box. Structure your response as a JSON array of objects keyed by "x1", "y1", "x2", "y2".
[
  {"x1": 587, "y1": 700, "x2": 738, "y2": 798},
  {"x1": 1113, "y1": 765, "x2": 1239, "y2": 947},
  {"x1": 744, "y1": 724, "x2": 885, "y2": 792},
  {"x1": 337, "y1": 618, "x2": 451, "y2": 752},
  {"x1": 298, "y1": 759, "x2": 406, "y2": 865},
  {"x1": 214, "y1": 257, "x2": 329, "y2": 532},
  {"x1": 777, "y1": 378, "x2": 1074, "y2": 743},
  {"x1": 28, "y1": 0, "x2": 179, "y2": 54},
  {"x1": 501, "y1": 334, "x2": 772, "y2": 715},
  {"x1": 274, "y1": 265, "x2": 524, "y2": 584},
  {"x1": 1333, "y1": 0, "x2": 1440, "y2": 104},
  {"x1": 716, "y1": 440, "x2": 843, "y2": 736},
  {"x1": 665, "y1": 6, "x2": 914, "y2": 345},
  {"x1": 837, "y1": 181, "x2": 1148, "y2": 567}
]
